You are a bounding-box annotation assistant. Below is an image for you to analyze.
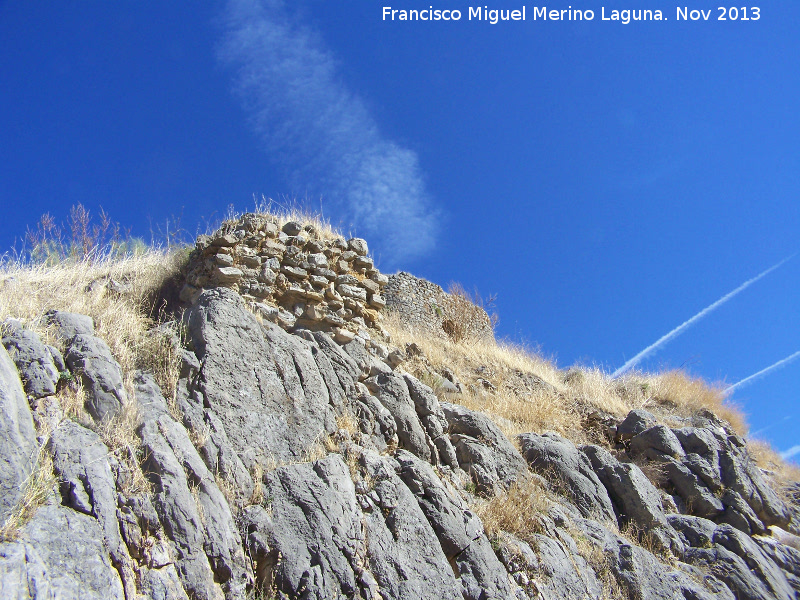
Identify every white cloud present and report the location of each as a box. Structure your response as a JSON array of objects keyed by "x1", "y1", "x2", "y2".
[{"x1": 219, "y1": 0, "x2": 438, "y2": 264}]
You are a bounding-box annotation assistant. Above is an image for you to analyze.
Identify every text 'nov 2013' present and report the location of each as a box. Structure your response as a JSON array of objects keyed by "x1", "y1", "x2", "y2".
[{"x1": 381, "y1": 7, "x2": 763, "y2": 25}]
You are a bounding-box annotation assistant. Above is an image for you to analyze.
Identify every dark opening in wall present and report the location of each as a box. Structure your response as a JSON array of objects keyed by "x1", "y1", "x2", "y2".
[{"x1": 442, "y1": 319, "x2": 456, "y2": 339}]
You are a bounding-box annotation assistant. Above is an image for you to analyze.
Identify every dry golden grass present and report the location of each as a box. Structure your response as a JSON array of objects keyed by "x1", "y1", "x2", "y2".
[
  {"x1": 383, "y1": 309, "x2": 747, "y2": 445},
  {"x1": 218, "y1": 196, "x2": 346, "y2": 245},
  {"x1": 0, "y1": 250, "x2": 186, "y2": 376},
  {"x1": 0, "y1": 248, "x2": 189, "y2": 408},
  {"x1": 640, "y1": 370, "x2": 746, "y2": 434},
  {"x1": 472, "y1": 476, "x2": 552, "y2": 544},
  {"x1": 748, "y1": 439, "x2": 800, "y2": 500},
  {"x1": 0, "y1": 443, "x2": 57, "y2": 542},
  {"x1": 1, "y1": 249, "x2": 186, "y2": 504},
  {"x1": 95, "y1": 398, "x2": 153, "y2": 497},
  {"x1": 383, "y1": 311, "x2": 578, "y2": 438}
]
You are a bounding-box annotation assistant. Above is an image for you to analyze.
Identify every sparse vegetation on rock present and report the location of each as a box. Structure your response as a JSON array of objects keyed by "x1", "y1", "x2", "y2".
[{"x1": 1, "y1": 206, "x2": 798, "y2": 599}]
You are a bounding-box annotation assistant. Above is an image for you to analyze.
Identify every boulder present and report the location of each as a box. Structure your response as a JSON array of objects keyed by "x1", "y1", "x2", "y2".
[
  {"x1": 183, "y1": 288, "x2": 338, "y2": 465},
  {"x1": 571, "y1": 517, "x2": 731, "y2": 600},
  {"x1": 394, "y1": 451, "x2": 514, "y2": 600},
  {"x1": 241, "y1": 452, "x2": 462, "y2": 600},
  {"x1": 442, "y1": 403, "x2": 526, "y2": 493},
  {"x1": 518, "y1": 432, "x2": 615, "y2": 522},
  {"x1": 616, "y1": 409, "x2": 657, "y2": 442},
  {"x1": 667, "y1": 514, "x2": 718, "y2": 550},
  {"x1": 364, "y1": 372, "x2": 431, "y2": 461},
  {"x1": 45, "y1": 310, "x2": 95, "y2": 340},
  {"x1": 684, "y1": 524, "x2": 795, "y2": 600},
  {"x1": 0, "y1": 346, "x2": 37, "y2": 522},
  {"x1": 402, "y1": 374, "x2": 458, "y2": 468},
  {"x1": 495, "y1": 530, "x2": 603, "y2": 600},
  {"x1": 629, "y1": 424, "x2": 685, "y2": 460},
  {"x1": 138, "y1": 375, "x2": 252, "y2": 600},
  {"x1": 0, "y1": 504, "x2": 125, "y2": 600},
  {"x1": 582, "y1": 444, "x2": 682, "y2": 554},
  {"x1": 65, "y1": 333, "x2": 127, "y2": 421},
  {"x1": 49, "y1": 420, "x2": 136, "y2": 597},
  {"x1": 2, "y1": 328, "x2": 61, "y2": 399}
]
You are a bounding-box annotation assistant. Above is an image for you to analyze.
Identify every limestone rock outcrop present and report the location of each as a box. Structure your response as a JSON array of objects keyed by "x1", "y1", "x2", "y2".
[{"x1": 1, "y1": 215, "x2": 798, "y2": 600}]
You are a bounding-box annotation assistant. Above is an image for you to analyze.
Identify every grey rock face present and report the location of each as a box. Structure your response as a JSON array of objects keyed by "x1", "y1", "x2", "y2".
[
  {"x1": 718, "y1": 488, "x2": 768, "y2": 535},
  {"x1": 757, "y1": 537, "x2": 800, "y2": 594},
  {"x1": 137, "y1": 376, "x2": 252, "y2": 600},
  {"x1": 518, "y1": 432, "x2": 615, "y2": 522},
  {"x1": 668, "y1": 514, "x2": 718, "y2": 550},
  {"x1": 713, "y1": 524, "x2": 794, "y2": 600},
  {"x1": 653, "y1": 422, "x2": 792, "y2": 533},
  {"x1": 352, "y1": 389, "x2": 398, "y2": 451},
  {"x1": 5, "y1": 285, "x2": 798, "y2": 600},
  {"x1": 394, "y1": 450, "x2": 514, "y2": 599},
  {"x1": 684, "y1": 523, "x2": 796, "y2": 600},
  {"x1": 45, "y1": 310, "x2": 95, "y2": 340},
  {"x1": 402, "y1": 374, "x2": 458, "y2": 468},
  {"x1": 0, "y1": 504, "x2": 125, "y2": 600},
  {"x1": 615, "y1": 409, "x2": 657, "y2": 441},
  {"x1": 629, "y1": 424, "x2": 685, "y2": 460},
  {"x1": 139, "y1": 564, "x2": 191, "y2": 600},
  {"x1": 310, "y1": 331, "x2": 360, "y2": 400},
  {"x1": 183, "y1": 288, "x2": 338, "y2": 465},
  {"x1": 49, "y1": 419, "x2": 136, "y2": 598},
  {"x1": 364, "y1": 372, "x2": 431, "y2": 461},
  {"x1": 2, "y1": 328, "x2": 61, "y2": 399},
  {"x1": 674, "y1": 426, "x2": 723, "y2": 459},
  {"x1": 571, "y1": 517, "x2": 730, "y2": 600},
  {"x1": 621, "y1": 415, "x2": 792, "y2": 536},
  {"x1": 342, "y1": 339, "x2": 372, "y2": 380},
  {"x1": 0, "y1": 345, "x2": 37, "y2": 522},
  {"x1": 582, "y1": 444, "x2": 682, "y2": 554},
  {"x1": 242, "y1": 452, "x2": 462, "y2": 600},
  {"x1": 717, "y1": 446, "x2": 791, "y2": 529},
  {"x1": 442, "y1": 402, "x2": 527, "y2": 493},
  {"x1": 496, "y1": 530, "x2": 602, "y2": 600},
  {"x1": 65, "y1": 333, "x2": 127, "y2": 421},
  {"x1": 665, "y1": 457, "x2": 726, "y2": 518}
]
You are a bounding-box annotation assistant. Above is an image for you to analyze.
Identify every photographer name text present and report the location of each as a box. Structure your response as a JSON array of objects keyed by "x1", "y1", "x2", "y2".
[{"x1": 382, "y1": 6, "x2": 761, "y2": 24}]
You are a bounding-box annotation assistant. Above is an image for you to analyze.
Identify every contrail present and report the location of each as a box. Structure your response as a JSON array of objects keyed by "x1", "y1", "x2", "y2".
[
  {"x1": 613, "y1": 255, "x2": 795, "y2": 377},
  {"x1": 781, "y1": 446, "x2": 800, "y2": 460},
  {"x1": 749, "y1": 415, "x2": 791, "y2": 439},
  {"x1": 726, "y1": 351, "x2": 800, "y2": 394},
  {"x1": 219, "y1": 0, "x2": 438, "y2": 264}
]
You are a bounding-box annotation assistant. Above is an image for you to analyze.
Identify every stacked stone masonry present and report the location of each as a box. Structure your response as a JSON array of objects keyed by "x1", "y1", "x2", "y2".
[
  {"x1": 181, "y1": 214, "x2": 389, "y2": 344},
  {"x1": 383, "y1": 271, "x2": 494, "y2": 342}
]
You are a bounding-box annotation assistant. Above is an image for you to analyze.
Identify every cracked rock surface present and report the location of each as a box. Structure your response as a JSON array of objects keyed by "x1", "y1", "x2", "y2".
[{"x1": 2, "y1": 258, "x2": 800, "y2": 600}]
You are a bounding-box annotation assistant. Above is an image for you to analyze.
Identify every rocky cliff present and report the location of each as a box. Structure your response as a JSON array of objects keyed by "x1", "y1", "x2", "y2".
[{"x1": 1, "y1": 211, "x2": 799, "y2": 600}]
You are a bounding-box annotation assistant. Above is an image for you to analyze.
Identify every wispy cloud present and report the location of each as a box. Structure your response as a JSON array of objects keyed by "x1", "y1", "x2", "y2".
[
  {"x1": 727, "y1": 351, "x2": 800, "y2": 394},
  {"x1": 218, "y1": 0, "x2": 438, "y2": 264},
  {"x1": 781, "y1": 445, "x2": 800, "y2": 460},
  {"x1": 613, "y1": 255, "x2": 795, "y2": 377}
]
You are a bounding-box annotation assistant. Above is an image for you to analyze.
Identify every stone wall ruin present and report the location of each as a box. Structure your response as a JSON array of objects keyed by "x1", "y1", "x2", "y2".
[
  {"x1": 383, "y1": 271, "x2": 494, "y2": 342},
  {"x1": 180, "y1": 213, "x2": 494, "y2": 345}
]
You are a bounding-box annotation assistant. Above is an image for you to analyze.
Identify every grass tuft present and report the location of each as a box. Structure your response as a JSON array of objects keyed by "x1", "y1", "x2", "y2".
[
  {"x1": 0, "y1": 443, "x2": 56, "y2": 542},
  {"x1": 472, "y1": 475, "x2": 551, "y2": 544},
  {"x1": 383, "y1": 311, "x2": 748, "y2": 443}
]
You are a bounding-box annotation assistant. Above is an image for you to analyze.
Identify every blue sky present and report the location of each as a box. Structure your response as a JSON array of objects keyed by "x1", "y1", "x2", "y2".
[{"x1": 1, "y1": 2, "x2": 798, "y2": 455}]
